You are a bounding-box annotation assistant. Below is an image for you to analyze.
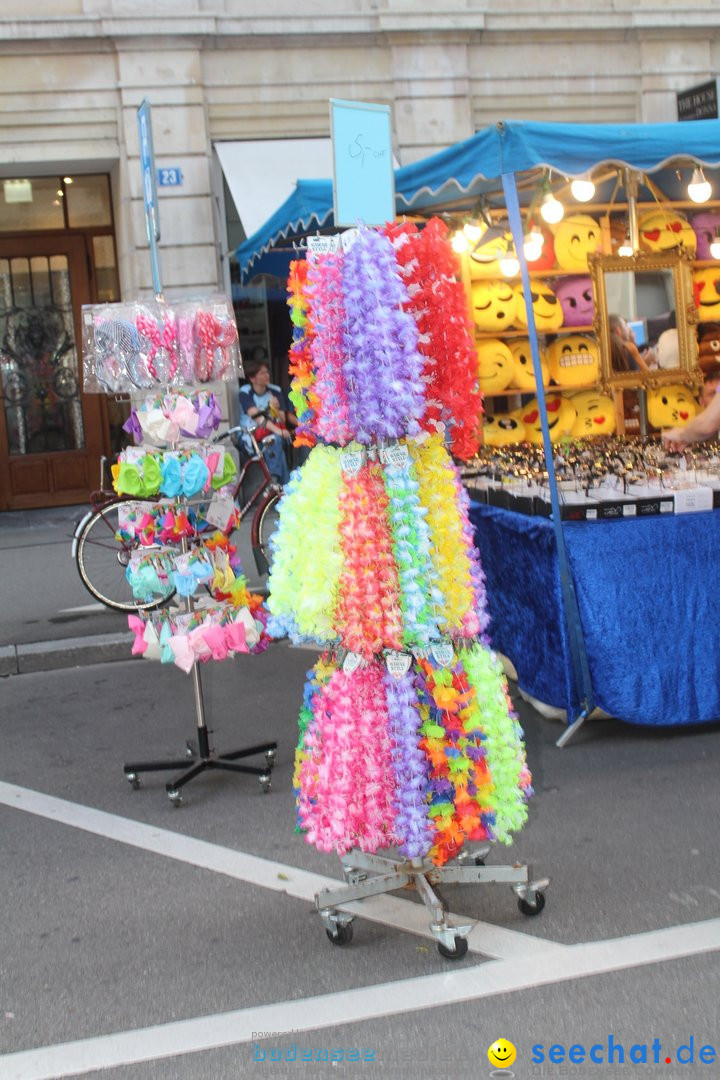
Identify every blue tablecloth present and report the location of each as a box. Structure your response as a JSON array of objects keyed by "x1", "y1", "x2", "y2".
[{"x1": 470, "y1": 502, "x2": 720, "y2": 726}]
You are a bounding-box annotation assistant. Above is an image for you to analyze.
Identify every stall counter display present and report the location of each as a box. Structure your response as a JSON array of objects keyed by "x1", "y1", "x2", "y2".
[{"x1": 267, "y1": 222, "x2": 546, "y2": 959}]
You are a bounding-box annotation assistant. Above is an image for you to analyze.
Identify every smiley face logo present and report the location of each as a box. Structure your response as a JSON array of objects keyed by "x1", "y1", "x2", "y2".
[{"x1": 488, "y1": 1038, "x2": 517, "y2": 1069}]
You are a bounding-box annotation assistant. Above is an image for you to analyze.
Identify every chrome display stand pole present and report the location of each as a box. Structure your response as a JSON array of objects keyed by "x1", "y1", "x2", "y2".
[
  {"x1": 122, "y1": 99, "x2": 277, "y2": 803},
  {"x1": 317, "y1": 848, "x2": 549, "y2": 960},
  {"x1": 123, "y1": 533, "x2": 277, "y2": 805}
]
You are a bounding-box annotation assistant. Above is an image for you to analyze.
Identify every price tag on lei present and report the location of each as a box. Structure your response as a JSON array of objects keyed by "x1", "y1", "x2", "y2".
[
  {"x1": 383, "y1": 443, "x2": 409, "y2": 468},
  {"x1": 342, "y1": 651, "x2": 364, "y2": 674},
  {"x1": 431, "y1": 641, "x2": 455, "y2": 667},
  {"x1": 341, "y1": 449, "x2": 365, "y2": 476},
  {"x1": 386, "y1": 650, "x2": 412, "y2": 679},
  {"x1": 307, "y1": 236, "x2": 341, "y2": 255},
  {"x1": 173, "y1": 551, "x2": 194, "y2": 573},
  {"x1": 340, "y1": 228, "x2": 360, "y2": 253}
]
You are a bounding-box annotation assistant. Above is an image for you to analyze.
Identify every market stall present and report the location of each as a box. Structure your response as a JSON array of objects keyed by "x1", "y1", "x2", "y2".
[{"x1": 237, "y1": 118, "x2": 720, "y2": 737}]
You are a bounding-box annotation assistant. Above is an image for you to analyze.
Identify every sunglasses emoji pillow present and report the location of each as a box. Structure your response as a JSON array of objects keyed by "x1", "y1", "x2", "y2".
[{"x1": 513, "y1": 281, "x2": 563, "y2": 332}]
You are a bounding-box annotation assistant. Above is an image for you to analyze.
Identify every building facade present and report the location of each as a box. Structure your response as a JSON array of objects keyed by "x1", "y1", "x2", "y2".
[{"x1": 1, "y1": 0, "x2": 719, "y2": 506}]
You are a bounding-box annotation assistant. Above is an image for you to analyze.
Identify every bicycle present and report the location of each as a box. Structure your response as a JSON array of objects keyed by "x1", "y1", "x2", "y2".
[{"x1": 72, "y1": 426, "x2": 283, "y2": 612}]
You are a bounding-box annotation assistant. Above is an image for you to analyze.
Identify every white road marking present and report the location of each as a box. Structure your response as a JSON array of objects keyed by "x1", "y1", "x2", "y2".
[
  {"x1": 2, "y1": 919, "x2": 718, "y2": 1080},
  {"x1": 0, "y1": 782, "x2": 560, "y2": 960},
  {"x1": 57, "y1": 603, "x2": 105, "y2": 614}
]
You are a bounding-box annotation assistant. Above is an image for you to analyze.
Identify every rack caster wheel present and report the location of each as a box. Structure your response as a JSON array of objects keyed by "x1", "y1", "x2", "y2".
[
  {"x1": 437, "y1": 935, "x2": 468, "y2": 960},
  {"x1": 258, "y1": 773, "x2": 272, "y2": 794},
  {"x1": 264, "y1": 748, "x2": 277, "y2": 767},
  {"x1": 167, "y1": 788, "x2": 183, "y2": 807},
  {"x1": 518, "y1": 891, "x2": 546, "y2": 917},
  {"x1": 125, "y1": 772, "x2": 141, "y2": 790},
  {"x1": 326, "y1": 922, "x2": 353, "y2": 947}
]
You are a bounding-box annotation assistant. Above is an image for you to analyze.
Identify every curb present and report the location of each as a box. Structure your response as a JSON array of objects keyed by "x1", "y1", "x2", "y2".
[{"x1": 1, "y1": 632, "x2": 133, "y2": 676}]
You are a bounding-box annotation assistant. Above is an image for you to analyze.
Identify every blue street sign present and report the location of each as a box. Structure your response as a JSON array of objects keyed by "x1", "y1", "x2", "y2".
[
  {"x1": 137, "y1": 99, "x2": 163, "y2": 296},
  {"x1": 330, "y1": 99, "x2": 395, "y2": 227}
]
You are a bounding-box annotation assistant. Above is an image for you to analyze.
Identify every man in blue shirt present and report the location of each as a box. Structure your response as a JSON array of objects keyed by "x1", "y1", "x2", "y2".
[{"x1": 238, "y1": 362, "x2": 291, "y2": 485}]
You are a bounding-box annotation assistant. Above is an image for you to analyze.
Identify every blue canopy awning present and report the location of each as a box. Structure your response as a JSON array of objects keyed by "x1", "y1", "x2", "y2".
[{"x1": 235, "y1": 118, "x2": 720, "y2": 279}]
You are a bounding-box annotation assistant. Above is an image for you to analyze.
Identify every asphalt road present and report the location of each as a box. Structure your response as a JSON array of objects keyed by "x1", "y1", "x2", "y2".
[{"x1": 0, "y1": 649, "x2": 718, "y2": 1079}]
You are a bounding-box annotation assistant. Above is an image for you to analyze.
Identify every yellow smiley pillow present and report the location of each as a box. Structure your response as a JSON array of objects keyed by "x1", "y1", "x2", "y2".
[
  {"x1": 551, "y1": 214, "x2": 601, "y2": 271},
  {"x1": 519, "y1": 393, "x2": 576, "y2": 445},
  {"x1": 569, "y1": 390, "x2": 616, "y2": 437},
  {"x1": 471, "y1": 279, "x2": 518, "y2": 331},
  {"x1": 693, "y1": 267, "x2": 720, "y2": 322},
  {"x1": 482, "y1": 411, "x2": 525, "y2": 446},
  {"x1": 513, "y1": 281, "x2": 564, "y2": 332},
  {"x1": 476, "y1": 339, "x2": 515, "y2": 393},
  {"x1": 639, "y1": 208, "x2": 696, "y2": 255},
  {"x1": 508, "y1": 338, "x2": 549, "y2": 390},
  {"x1": 647, "y1": 385, "x2": 698, "y2": 429},
  {"x1": 546, "y1": 334, "x2": 599, "y2": 388}
]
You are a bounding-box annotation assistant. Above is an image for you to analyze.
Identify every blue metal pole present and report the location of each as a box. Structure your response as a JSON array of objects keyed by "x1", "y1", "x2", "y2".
[{"x1": 501, "y1": 170, "x2": 595, "y2": 731}]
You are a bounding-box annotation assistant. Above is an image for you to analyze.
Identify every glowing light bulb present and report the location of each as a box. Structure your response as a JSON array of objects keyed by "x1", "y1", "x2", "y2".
[
  {"x1": 710, "y1": 236, "x2": 720, "y2": 260},
  {"x1": 463, "y1": 222, "x2": 486, "y2": 244},
  {"x1": 571, "y1": 176, "x2": 596, "y2": 202},
  {"x1": 688, "y1": 167, "x2": 712, "y2": 204},
  {"x1": 618, "y1": 235, "x2": 634, "y2": 257},
  {"x1": 451, "y1": 230, "x2": 469, "y2": 253},
  {"x1": 540, "y1": 191, "x2": 564, "y2": 224},
  {"x1": 499, "y1": 253, "x2": 520, "y2": 277},
  {"x1": 523, "y1": 229, "x2": 544, "y2": 262}
]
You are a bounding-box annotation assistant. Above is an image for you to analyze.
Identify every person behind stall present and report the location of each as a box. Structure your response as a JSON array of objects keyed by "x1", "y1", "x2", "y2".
[
  {"x1": 663, "y1": 378, "x2": 720, "y2": 450},
  {"x1": 609, "y1": 314, "x2": 653, "y2": 372},
  {"x1": 698, "y1": 365, "x2": 720, "y2": 409},
  {"x1": 238, "y1": 361, "x2": 290, "y2": 485}
]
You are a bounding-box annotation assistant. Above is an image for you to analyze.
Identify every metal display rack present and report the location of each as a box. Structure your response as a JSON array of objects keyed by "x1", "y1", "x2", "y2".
[{"x1": 318, "y1": 847, "x2": 549, "y2": 959}]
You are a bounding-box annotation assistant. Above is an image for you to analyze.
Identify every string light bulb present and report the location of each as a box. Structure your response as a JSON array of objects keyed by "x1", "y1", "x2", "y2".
[
  {"x1": 523, "y1": 227, "x2": 544, "y2": 262},
  {"x1": 463, "y1": 221, "x2": 486, "y2": 244},
  {"x1": 710, "y1": 229, "x2": 720, "y2": 260},
  {"x1": 539, "y1": 175, "x2": 564, "y2": 224},
  {"x1": 618, "y1": 232, "x2": 634, "y2": 257},
  {"x1": 499, "y1": 239, "x2": 520, "y2": 277},
  {"x1": 451, "y1": 230, "x2": 469, "y2": 254},
  {"x1": 688, "y1": 167, "x2": 712, "y2": 204},
  {"x1": 571, "y1": 175, "x2": 596, "y2": 202}
]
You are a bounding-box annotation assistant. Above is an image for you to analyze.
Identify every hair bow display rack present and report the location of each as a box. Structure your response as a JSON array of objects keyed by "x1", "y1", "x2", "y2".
[{"x1": 123, "y1": 100, "x2": 277, "y2": 804}]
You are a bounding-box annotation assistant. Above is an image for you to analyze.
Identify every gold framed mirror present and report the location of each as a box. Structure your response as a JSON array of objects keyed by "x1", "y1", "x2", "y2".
[{"x1": 589, "y1": 250, "x2": 700, "y2": 389}]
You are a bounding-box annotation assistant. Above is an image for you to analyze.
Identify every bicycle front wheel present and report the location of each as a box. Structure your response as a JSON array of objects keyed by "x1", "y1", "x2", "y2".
[
  {"x1": 75, "y1": 500, "x2": 175, "y2": 612},
  {"x1": 252, "y1": 491, "x2": 282, "y2": 578}
]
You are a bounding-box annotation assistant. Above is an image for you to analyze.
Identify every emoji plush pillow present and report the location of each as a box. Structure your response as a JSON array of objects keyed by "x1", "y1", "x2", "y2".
[
  {"x1": 569, "y1": 390, "x2": 616, "y2": 437},
  {"x1": 693, "y1": 267, "x2": 720, "y2": 322},
  {"x1": 638, "y1": 208, "x2": 696, "y2": 254},
  {"x1": 546, "y1": 334, "x2": 599, "y2": 387},
  {"x1": 471, "y1": 279, "x2": 518, "y2": 331},
  {"x1": 551, "y1": 214, "x2": 601, "y2": 271},
  {"x1": 519, "y1": 393, "x2": 576, "y2": 444},
  {"x1": 508, "y1": 338, "x2": 549, "y2": 390},
  {"x1": 476, "y1": 339, "x2": 515, "y2": 393},
  {"x1": 482, "y1": 411, "x2": 525, "y2": 446},
  {"x1": 691, "y1": 211, "x2": 720, "y2": 260},
  {"x1": 555, "y1": 276, "x2": 594, "y2": 327},
  {"x1": 513, "y1": 281, "x2": 563, "y2": 331},
  {"x1": 647, "y1": 385, "x2": 698, "y2": 428}
]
